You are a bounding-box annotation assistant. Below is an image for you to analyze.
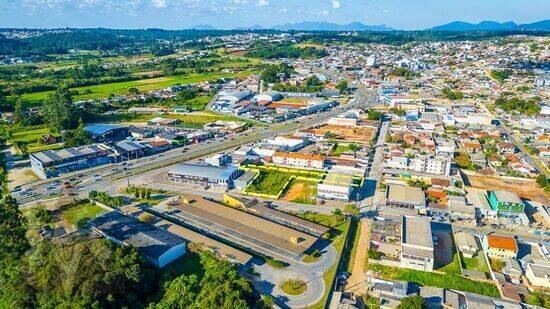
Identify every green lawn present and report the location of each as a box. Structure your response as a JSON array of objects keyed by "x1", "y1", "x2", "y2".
[
  {"x1": 62, "y1": 203, "x2": 105, "y2": 226},
  {"x1": 14, "y1": 71, "x2": 253, "y2": 104},
  {"x1": 281, "y1": 279, "x2": 307, "y2": 295},
  {"x1": 438, "y1": 251, "x2": 463, "y2": 275},
  {"x1": 461, "y1": 252, "x2": 490, "y2": 273},
  {"x1": 286, "y1": 180, "x2": 318, "y2": 205},
  {"x1": 367, "y1": 263, "x2": 500, "y2": 297},
  {"x1": 246, "y1": 170, "x2": 292, "y2": 196},
  {"x1": 330, "y1": 143, "x2": 358, "y2": 156},
  {"x1": 27, "y1": 143, "x2": 64, "y2": 153},
  {"x1": 11, "y1": 127, "x2": 50, "y2": 143},
  {"x1": 95, "y1": 110, "x2": 249, "y2": 128}
]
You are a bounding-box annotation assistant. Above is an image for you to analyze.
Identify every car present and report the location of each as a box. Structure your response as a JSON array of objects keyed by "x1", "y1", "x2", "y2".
[{"x1": 12, "y1": 185, "x2": 22, "y2": 192}]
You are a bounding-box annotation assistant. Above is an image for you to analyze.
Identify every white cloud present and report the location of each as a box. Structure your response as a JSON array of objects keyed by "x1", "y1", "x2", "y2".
[
  {"x1": 331, "y1": 0, "x2": 340, "y2": 9},
  {"x1": 320, "y1": 9, "x2": 329, "y2": 16},
  {"x1": 151, "y1": 0, "x2": 166, "y2": 8},
  {"x1": 257, "y1": 0, "x2": 268, "y2": 6}
]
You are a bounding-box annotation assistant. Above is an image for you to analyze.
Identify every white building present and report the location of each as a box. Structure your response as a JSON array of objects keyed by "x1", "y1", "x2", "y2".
[
  {"x1": 400, "y1": 216, "x2": 434, "y2": 271},
  {"x1": 317, "y1": 172, "x2": 354, "y2": 202},
  {"x1": 525, "y1": 262, "x2": 550, "y2": 288},
  {"x1": 272, "y1": 152, "x2": 325, "y2": 169}
]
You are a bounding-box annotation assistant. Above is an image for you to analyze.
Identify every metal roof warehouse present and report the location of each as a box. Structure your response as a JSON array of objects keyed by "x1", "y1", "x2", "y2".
[
  {"x1": 92, "y1": 211, "x2": 187, "y2": 268},
  {"x1": 156, "y1": 195, "x2": 318, "y2": 260}
]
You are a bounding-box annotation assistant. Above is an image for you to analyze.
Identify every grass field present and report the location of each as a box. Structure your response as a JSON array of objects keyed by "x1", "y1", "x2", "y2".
[
  {"x1": 284, "y1": 180, "x2": 317, "y2": 205},
  {"x1": 367, "y1": 263, "x2": 500, "y2": 297},
  {"x1": 61, "y1": 203, "x2": 105, "y2": 226},
  {"x1": 438, "y1": 251, "x2": 463, "y2": 275},
  {"x1": 246, "y1": 170, "x2": 293, "y2": 196},
  {"x1": 330, "y1": 143, "x2": 358, "y2": 156},
  {"x1": 14, "y1": 71, "x2": 253, "y2": 104},
  {"x1": 461, "y1": 252, "x2": 490, "y2": 273},
  {"x1": 9, "y1": 127, "x2": 63, "y2": 154}
]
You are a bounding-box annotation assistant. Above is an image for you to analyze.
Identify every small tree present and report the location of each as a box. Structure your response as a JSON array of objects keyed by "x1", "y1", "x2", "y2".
[
  {"x1": 134, "y1": 190, "x2": 140, "y2": 199},
  {"x1": 344, "y1": 204, "x2": 360, "y2": 216},
  {"x1": 145, "y1": 189, "x2": 151, "y2": 200},
  {"x1": 397, "y1": 295, "x2": 427, "y2": 309}
]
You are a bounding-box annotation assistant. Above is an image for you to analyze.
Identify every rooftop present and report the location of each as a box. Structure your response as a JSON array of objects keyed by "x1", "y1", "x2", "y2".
[
  {"x1": 168, "y1": 163, "x2": 238, "y2": 180},
  {"x1": 492, "y1": 190, "x2": 523, "y2": 204},
  {"x1": 387, "y1": 185, "x2": 426, "y2": 206},
  {"x1": 93, "y1": 211, "x2": 186, "y2": 260},
  {"x1": 402, "y1": 215, "x2": 433, "y2": 249},
  {"x1": 321, "y1": 171, "x2": 354, "y2": 188},
  {"x1": 84, "y1": 123, "x2": 125, "y2": 135},
  {"x1": 487, "y1": 234, "x2": 518, "y2": 252}
]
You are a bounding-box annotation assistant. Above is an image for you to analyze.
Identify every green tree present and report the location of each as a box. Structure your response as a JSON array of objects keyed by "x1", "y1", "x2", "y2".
[
  {"x1": 337, "y1": 80, "x2": 348, "y2": 93},
  {"x1": 536, "y1": 174, "x2": 548, "y2": 189},
  {"x1": 397, "y1": 295, "x2": 427, "y2": 309},
  {"x1": 344, "y1": 204, "x2": 360, "y2": 216},
  {"x1": 154, "y1": 274, "x2": 199, "y2": 308},
  {"x1": 43, "y1": 88, "x2": 78, "y2": 131},
  {"x1": 13, "y1": 98, "x2": 25, "y2": 124},
  {"x1": 62, "y1": 119, "x2": 93, "y2": 147}
]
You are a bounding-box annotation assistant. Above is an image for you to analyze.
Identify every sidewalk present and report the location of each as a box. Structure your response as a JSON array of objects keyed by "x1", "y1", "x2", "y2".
[{"x1": 344, "y1": 219, "x2": 372, "y2": 294}]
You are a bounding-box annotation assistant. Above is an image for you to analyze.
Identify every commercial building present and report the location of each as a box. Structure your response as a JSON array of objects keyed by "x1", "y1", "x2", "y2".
[
  {"x1": 488, "y1": 190, "x2": 525, "y2": 214},
  {"x1": 400, "y1": 215, "x2": 434, "y2": 271},
  {"x1": 30, "y1": 144, "x2": 110, "y2": 179},
  {"x1": 317, "y1": 171, "x2": 354, "y2": 202},
  {"x1": 84, "y1": 124, "x2": 128, "y2": 142},
  {"x1": 484, "y1": 234, "x2": 518, "y2": 259},
  {"x1": 92, "y1": 211, "x2": 186, "y2": 268},
  {"x1": 168, "y1": 163, "x2": 243, "y2": 188},
  {"x1": 525, "y1": 262, "x2": 550, "y2": 288},
  {"x1": 205, "y1": 153, "x2": 232, "y2": 167},
  {"x1": 110, "y1": 141, "x2": 148, "y2": 160},
  {"x1": 272, "y1": 152, "x2": 325, "y2": 169},
  {"x1": 234, "y1": 170, "x2": 258, "y2": 191},
  {"x1": 385, "y1": 185, "x2": 426, "y2": 210}
]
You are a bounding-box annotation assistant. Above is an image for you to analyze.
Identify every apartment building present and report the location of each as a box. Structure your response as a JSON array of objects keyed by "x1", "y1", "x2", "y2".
[{"x1": 272, "y1": 152, "x2": 325, "y2": 169}]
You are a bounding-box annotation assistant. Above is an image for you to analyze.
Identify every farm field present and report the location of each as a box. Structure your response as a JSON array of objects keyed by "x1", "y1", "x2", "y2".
[
  {"x1": 14, "y1": 71, "x2": 253, "y2": 105},
  {"x1": 464, "y1": 173, "x2": 549, "y2": 205},
  {"x1": 283, "y1": 180, "x2": 318, "y2": 205},
  {"x1": 9, "y1": 127, "x2": 63, "y2": 154}
]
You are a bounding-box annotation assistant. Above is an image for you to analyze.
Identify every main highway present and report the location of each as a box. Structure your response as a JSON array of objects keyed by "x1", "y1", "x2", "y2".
[{"x1": 15, "y1": 91, "x2": 378, "y2": 207}]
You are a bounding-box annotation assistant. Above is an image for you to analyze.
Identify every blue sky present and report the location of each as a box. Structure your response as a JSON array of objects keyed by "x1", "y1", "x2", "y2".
[{"x1": 0, "y1": 0, "x2": 548, "y2": 30}]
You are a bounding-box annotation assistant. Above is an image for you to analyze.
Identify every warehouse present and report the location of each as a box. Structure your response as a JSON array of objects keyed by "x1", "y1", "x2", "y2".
[
  {"x1": 30, "y1": 144, "x2": 110, "y2": 179},
  {"x1": 317, "y1": 171, "x2": 354, "y2": 201},
  {"x1": 386, "y1": 184, "x2": 426, "y2": 210},
  {"x1": 400, "y1": 215, "x2": 434, "y2": 271},
  {"x1": 84, "y1": 124, "x2": 128, "y2": 142},
  {"x1": 168, "y1": 163, "x2": 243, "y2": 188},
  {"x1": 92, "y1": 211, "x2": 186, "y2": 268},
  {"x1": 156, "y1": 195, "x2": 318, "y2": 260}
]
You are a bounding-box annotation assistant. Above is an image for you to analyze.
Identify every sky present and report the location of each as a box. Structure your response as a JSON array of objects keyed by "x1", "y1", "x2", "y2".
[{"x1": 0, "y1": 0, "x2": 548, "y2": 30}]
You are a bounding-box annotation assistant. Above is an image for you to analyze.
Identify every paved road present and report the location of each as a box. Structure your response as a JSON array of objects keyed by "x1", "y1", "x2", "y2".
[{"x1": 16, "y1": 100, "x2": 362, "y2": 207}]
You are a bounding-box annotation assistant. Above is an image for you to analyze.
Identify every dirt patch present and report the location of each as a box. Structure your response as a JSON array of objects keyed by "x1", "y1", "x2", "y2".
[
  {"x1": 7, "y1": 167, "x2": 39, "y2": 190},
  {"x1": 465, "y1": 174, "x2": 549, "y2": 205},
  {"x1": 309, "y1": 124, "x2": 376, "y2": 144},
  {"x1": 283, "y1": 181, "x2": 317, "y2": 204}
]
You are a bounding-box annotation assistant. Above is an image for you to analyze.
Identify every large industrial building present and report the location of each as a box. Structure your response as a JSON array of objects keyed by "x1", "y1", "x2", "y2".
[
  {"x1": 168, "y1": 163, "x2": 243, "y2": 188},
  {"x1": 92, "y1": 211, "x2": 187, "y2": 268},
  {"x1": 156, "y1": 195, "x2": 318, "y2": 260},
  {"x1": 400, "y1": 215, "x2": 434, "y2": 271},
  {"x1": 84, "y1": 123, "x2": 129, "y2": 142},
  {"x1": 385, "y1": 184, "x2": 426, "y2": 210},
  {"x1": 30, "y1": 144, "x2": 110, "y2": 179}
]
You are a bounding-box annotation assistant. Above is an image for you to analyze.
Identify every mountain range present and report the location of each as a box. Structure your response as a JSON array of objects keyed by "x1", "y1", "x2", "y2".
[
  {"x1": 271, "y1": 21, "x2": 394, "y2": 32},
  {"x1": 190, "y1": 19, "x2": 550, "y2": 32},
  {"x1": 430, "y1": 20, "x2": 550, "y2": 31}
]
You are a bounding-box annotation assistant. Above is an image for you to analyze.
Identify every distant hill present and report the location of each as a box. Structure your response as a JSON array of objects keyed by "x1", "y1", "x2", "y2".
[
  {"x1": 272, "y1": 21, "x2": 394, "y2": 32},
  {"x1": 190, "y1": 24, "x2": 216, "y2": 30},
  {"x1": 233, "y1": 25, "x2": 265, "y2": 30},
  {"x1": 430, "y1": 20, "x2": 550, "y2": 31},
  {"x1": 516, "y1": 19, "x2": 550, "y2": 31}
]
